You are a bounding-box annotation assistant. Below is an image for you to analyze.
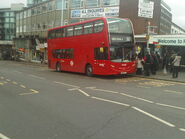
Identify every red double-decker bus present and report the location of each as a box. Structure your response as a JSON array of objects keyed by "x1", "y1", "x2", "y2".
[{"x1": 48, "y1": 17, "x2": 136, "y2": 76}]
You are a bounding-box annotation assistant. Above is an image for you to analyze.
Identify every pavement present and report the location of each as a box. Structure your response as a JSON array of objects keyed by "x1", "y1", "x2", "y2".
[{"x1": 135, "y1": 69, "x2": 185, "y2": 83}]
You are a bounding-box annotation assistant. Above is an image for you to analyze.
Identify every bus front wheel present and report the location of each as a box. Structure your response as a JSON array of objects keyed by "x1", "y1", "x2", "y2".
[
  {"x1": 56, "y1": 62, "x2": 61, "y2": 72},
  {"x1": 86, "y1": 64, "x2": 93, "y2": 77}
]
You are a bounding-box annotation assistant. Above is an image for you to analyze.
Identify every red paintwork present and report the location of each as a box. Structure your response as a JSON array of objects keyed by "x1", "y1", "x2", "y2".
[{"x1": 47, "y1": 17, "x2": 136, "y2": 75}]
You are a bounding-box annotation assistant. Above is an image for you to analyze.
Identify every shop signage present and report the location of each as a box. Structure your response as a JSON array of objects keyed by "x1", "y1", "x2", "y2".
[
  {"x1": 71, "y1": 7, "x2": 119, "y2": 18},
  {"x1": 150, "y1": 36, "x2": 185, "y2": 46},
  {"x1": 138, "y1": 0, "x2": 154, "y2": 18}
]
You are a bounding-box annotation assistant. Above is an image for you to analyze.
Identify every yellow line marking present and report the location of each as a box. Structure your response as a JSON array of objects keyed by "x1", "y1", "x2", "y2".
[
  {"x1": 179, "y1": 128, "x2": 185, "y2": 132},
  {"x1": 137, "y1": 86, "x2": 151, "y2": 89},
  {"x1": 20, "y1": 85, "x2": 26, "y2": 88},
  {"x1": 0, "y1": 132, "x2": 10, "y2": 139},
  {"x1": 30, "y1": 89, "x2": 39, "y2": 93},
  {"x1": 3, "y1": 81, "x2": 8, "y2": 84},
  {"x1": 19, "y1": 89, "x2": 39, "y2": 96},
  {"x1": 12, "y1": 81, "x2": 18, "y2": 85},
  {"x1": 0, "y1": 82, "x2": 4, "y2": 86}
]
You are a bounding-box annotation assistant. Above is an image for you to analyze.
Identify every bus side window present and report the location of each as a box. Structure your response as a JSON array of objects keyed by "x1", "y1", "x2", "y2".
[
  {"x1": 94, "y1": 47, "x2": 108, "y2": 60},
  {"x1": 74, "y1": 25, "x2": 83, "y2": 36},
  {"x1": 48, "y1": 30, "x2": 56, "y2": 39},
  {"x1": 84, "y1": 22, "x2": 93, "y2": 34},
  {"x1": 55, "y1": 29, "x2": 62, "y2": 38},
  {"x1": 67, "y1": 26, "x2": 74, "y2": 37},
  {"x1": 94, "y1": 20, "x2": 104, "y2": 33}
]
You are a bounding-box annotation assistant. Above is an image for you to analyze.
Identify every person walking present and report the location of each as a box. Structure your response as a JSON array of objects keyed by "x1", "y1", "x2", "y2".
[
  {"x1": 40, "y1": 53, "x2": 44, "y2": 64},
  {"x1": 172, "y1": 53, "x2": 181, "y2": 78}
]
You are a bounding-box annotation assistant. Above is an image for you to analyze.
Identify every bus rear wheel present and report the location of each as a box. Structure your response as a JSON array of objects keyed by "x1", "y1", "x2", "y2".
[
  {"x1": 56, "y1": 62, "x2": 61, "y2": 72},
  {"x1": 86, "y1": 64, "x2": 93, "y2": 77}
]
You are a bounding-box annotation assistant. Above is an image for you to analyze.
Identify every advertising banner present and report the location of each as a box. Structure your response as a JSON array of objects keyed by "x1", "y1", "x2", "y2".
[{"x1": 71, "y1": 7, "x2": 119, "y2": 18}]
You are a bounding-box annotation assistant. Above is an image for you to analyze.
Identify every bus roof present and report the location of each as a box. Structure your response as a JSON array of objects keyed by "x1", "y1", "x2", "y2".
[{"x1": 48, "y1": 17, "x2": 129, "y2": 32}]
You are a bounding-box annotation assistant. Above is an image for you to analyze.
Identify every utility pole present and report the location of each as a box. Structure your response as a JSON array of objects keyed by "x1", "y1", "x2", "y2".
[{"x1": 146, "y1": 21, "x2": 150, "y2": 53}]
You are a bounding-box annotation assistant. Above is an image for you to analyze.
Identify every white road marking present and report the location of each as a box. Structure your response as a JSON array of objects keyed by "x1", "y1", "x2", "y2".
[
  {"x1": 156, "y1": 103, "x2": 185, "y2": 111},
  {"x1": 0, "y1": 77, "x2": 4, "y2": 79},
  {"x1": 68, "y1": 88, "x2": 79, "y2": 91},
  {"x1": 0, "y1": 133, "x2": 10, "y2": 139},
  {"x1": 29, "y1": 74, "x2": 45, "y2": 80},
  {"x1": 179, "y1": 128, "x2": 185, "y2": 132},
  {"x1": 91, "y1": 96, "x2": 130, "y2": 107},
  {"x1": 6, "y1": 79, "x2": 10, "y2": 82},
  {"x1": 77, "y1": 89, "x2": 90, "y2": 97},
  {"x1": 14, "y1": 71, "x2": 22, "y2": 74},
  {"x1": 132, "y1": 107, "x2": 175, "y2": 127},
  {"x1": 87, "y1": 87, "x2": 119, "y2": 94},
  {"x1": 120, "y1": 93, "x2": 154, "y2": 103},
  {"x1": 54, "y1": 81, "x2": 80, "y2": 88},
  {"x1": 164, "y1": 90, "x2": 183, "y2": 94}
]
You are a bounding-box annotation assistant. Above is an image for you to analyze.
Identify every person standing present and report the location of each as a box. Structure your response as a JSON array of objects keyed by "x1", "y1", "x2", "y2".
[
  {"x1": 144, "y1": 52, "x2": 151, "y2": 76},
  {"x1": 172, "y1": 53, "x2": 181, "y2": 78},
  {"x1": 136, "y1": 55, "x2": 144, "y2": 75}
]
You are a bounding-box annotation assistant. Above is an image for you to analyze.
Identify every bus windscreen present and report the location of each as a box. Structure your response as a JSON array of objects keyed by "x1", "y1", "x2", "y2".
[{"x1": 107, "y1": 18, "x2": 134, "y2": 63}]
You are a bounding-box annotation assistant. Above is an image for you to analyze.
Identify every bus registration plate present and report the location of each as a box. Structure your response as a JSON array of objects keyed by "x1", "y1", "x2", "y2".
[{"x1": 121, "y1": 72, "x2": 127, "y2": 74}]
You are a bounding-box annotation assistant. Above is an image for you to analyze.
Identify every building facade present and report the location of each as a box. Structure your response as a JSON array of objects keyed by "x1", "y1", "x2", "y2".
[
  {"x1": 171, "y1": 22, "x2": 185, "y2": 34},
  {"x1": 0, "y1": 4, "x2": 24, "y2": 60},
  {"x1": 27, "y1": 0, "x2": 50, "y2": 7},
  {"x1": 119, "y1": 0, "x2": 172, "y2": 35}
]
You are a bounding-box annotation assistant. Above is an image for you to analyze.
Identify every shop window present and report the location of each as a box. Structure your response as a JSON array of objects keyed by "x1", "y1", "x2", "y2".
[
  {"x1": 86, "y1": 0, "x2": 100, "y2": 7},
  {"x1": 103, "y1": 0, "x2": 119, "y2": 6}
]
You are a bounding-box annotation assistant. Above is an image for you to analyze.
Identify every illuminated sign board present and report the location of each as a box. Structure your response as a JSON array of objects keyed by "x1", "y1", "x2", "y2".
[{"x1": 149, "y1": 35, "x2": 185, "y2": 46}]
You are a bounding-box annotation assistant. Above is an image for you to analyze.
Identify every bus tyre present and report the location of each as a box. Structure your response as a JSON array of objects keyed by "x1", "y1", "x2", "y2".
[
  {"x1": 56, "y1": 62, "x2": 61, "y2": 72},
  {"x1": 86, "y1": 64, "x2": 93, "y2": 77}
]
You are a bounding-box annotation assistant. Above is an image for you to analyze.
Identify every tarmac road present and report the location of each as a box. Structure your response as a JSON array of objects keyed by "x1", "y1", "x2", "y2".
[{"x1": 0, "y1": 61, "x2": 185, "y2": 139}]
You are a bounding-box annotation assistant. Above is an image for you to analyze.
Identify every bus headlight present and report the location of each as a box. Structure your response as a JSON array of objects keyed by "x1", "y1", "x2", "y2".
[{"x1": 111, "y1": 65, "x2": 115, "y2": 68}]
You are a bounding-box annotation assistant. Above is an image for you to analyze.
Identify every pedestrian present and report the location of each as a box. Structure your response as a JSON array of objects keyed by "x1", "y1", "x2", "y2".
[
  {"x1": 144, "y1": 52, "x2": 151, "y2": 76},
  {"x1": 151, "y1": 52, "x2": 159, "y2": 75},
  {"x1": 172, "y1": 53, "x2": 181, "y2": 78},
  {"x1": 40, "y1": 53, "x2": 44, "y2": 64},
  {"x1": 136, "y1": 55, "x2": 144, "y2": 75}
]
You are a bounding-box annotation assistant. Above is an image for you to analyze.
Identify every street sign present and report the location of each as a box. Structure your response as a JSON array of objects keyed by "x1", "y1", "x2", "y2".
[{"x1": 138, "y1": 0, "x2": 154, "y2": 18}]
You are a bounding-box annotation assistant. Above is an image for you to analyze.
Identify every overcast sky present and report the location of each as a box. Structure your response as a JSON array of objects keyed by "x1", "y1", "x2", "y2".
[{"x1": 0, "y1": 0, "x2": 184, "y2": 29}]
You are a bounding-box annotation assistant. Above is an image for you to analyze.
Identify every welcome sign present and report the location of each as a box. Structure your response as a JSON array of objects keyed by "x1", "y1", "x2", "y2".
[{"x1": 150, "y1": 35, "x2": 185, "y2": 46}]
